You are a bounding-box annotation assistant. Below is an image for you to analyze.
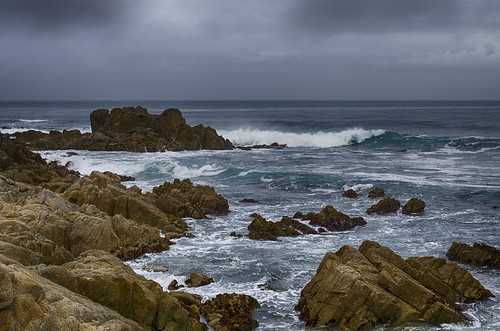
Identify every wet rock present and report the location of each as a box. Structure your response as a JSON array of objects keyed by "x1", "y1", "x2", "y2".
[
  {"x1": 151, "y1": 177, "x2": 229, "y2": 219},
  {"x1": 368, "y1": 187, "x2": 385, "y2": 198},
  {"x1": 51, "y1": 250, "x2": 205, "y2": 330},
  {"x1": 186, "y1": 272, "x2": 214, "y2": 288},
  {"x1": 230, "y1": 231, "x2": 243, "y2": 238},
  {"x1": 280, "y1": 216, "x2": 318, "y2": 235},
  {"x1": 237, "y1": 142, "x2": 287, "y2": 150},
  {"x1": 402, "y1": 198, "x2": 426, "y2": 214},
  {"x1": 247, "y1": 213, "x2": 301, "y2": 241},
  {"x1": 307, "y1": 205, "x2": 367, "y2": 231},
  {"x1": 168, "y1": 279, "x2": 181, "y2": 291},
  {"x1": 342, "y1": 189, "x2": 358, "y2": 198},
  {"x1": 240, "y1": 198, "x2": 259, "y2": 203},
  {"x1": 296, "y1": 240, "x2": 493, "y2": 330},
  {"x1": 446, "y1": 242, "x2": 500, "y2": 269},
  {"x1": 200, "y1": 293, "x2": 260, "y2": 331},
  {"x1": 15, "y1": 107, "x2": 234, "y2": 152},
  {"x1": 366, "y1": 197, "x2": 401, "y2": 214}
]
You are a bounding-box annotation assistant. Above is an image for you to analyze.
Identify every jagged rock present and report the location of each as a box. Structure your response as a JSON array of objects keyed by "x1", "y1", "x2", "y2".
[
  {"x1": 342, "y1": 189, "x2": 358, "y2": 198},
  {"x1": 237, "y1": 142, "x2": 286, "y2": 150},
  {"x1": 13, "y1": 107, "x2": 234, "y2": 152},
  {"x1": 0, "y1": 134, "x2": 78, "y2": 192},
  {"x1": 366, "y1": 197, "x2": 401, "y2": 214},
  {"x1": 280, "y1": 216, "x2": 318, "y2": 235},
  {"x1": 0, "y1": 259, "x2": 142, "y2": 330},
  {"x1": 368, "y1": 187, "x2": 385, "y2": 198},
  {"x1": 200, "y1": 293, "x2": 260, "y2": 331},
  {"x1": 306, "y1": 205, "x2": 367, "y2": 231},
  {"x1": 64, "y1": 171, "x2": 187, "y2": 234},
  {"x1": 446, "y1": 242, "x2": 500, "y2": 269},
  {"x1": 247, "y1": 214, "x2": 300, "y2": 241},
  {"x1": 39, "y1": 250, "x2": 205, "y2": 330},
  {"x1": 151, "y1": 178, "x2": 229, "y2": 219},
  {"x1": 402, "y1": 198, "x2": 426, "y2": 214},
  {"x1": 186, "y1": 272, "x2": 214, "y2": 288},
  {"x1": 0, "y1": 175, "x2": 170, "y2": 260},
  {"x1": 296, "y1": 240, "x2": 493, "y2": 330},
  {"x1": 168, "y1": 280, "x2": 181, "y2": 291}
]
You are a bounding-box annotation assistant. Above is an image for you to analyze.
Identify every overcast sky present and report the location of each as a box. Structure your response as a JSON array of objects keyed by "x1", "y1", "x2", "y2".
[{"x1": 1, "y1": 0, "x2": 499, "y2": 100}]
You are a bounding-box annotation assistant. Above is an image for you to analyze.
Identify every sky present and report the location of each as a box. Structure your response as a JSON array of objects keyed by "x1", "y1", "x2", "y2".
[{"x1": 1, "y1": 0, "x2": 499, "y2": 100}]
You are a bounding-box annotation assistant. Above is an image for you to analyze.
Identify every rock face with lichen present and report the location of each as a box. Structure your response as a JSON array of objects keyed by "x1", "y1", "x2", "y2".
[
  {"x1": 11, "y1": 106, "x2": 234, "y2": 152},
  {"x1": 200, "y1": 293, "x2": 260, "y2": 330},
  {"x1": 295, "y1": 240, "x2": 493, "y2": 330},
  {"x1": 446, "y1": 242, "x2": 500, "y2": 269}
]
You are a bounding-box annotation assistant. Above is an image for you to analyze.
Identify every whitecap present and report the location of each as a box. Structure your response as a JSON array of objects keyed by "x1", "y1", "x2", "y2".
[
  {"x1": 218, "y1": 128, "x2": 385, "y2": 148},
  {"x1": 19, "y1": 119, "x2": 48, "y2": 123}
]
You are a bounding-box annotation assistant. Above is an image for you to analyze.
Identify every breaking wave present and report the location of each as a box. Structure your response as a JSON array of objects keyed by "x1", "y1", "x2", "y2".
[{"x1": 219, "y1": 128, "x2": 385, "y2": 148}]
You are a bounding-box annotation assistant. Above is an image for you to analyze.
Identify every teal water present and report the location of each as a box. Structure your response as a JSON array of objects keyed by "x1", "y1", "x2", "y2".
[{"x1": 2, "y1": 100, "x2": 499, "y2": 330}]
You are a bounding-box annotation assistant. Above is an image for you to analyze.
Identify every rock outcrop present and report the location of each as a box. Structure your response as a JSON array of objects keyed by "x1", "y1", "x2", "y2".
[
  {"x1": 186, "y1": 272, "x2": 214, "y2": 288},
  {"x1": 200, "y1": 293, "x2": 260, "y2": 331},
  {"x1": 247, "y1": 214, "x2": 316, "y2": 241},
  {"x1": 368, "y1": 187, "x2": 385, "y2": 198},
  {"x1": 0, "y1": 260, "x2": 142, "y2": 330},
  {"x1": 11, "y1": 107, "x2": 234, "y2": 152},
  {"x1": 302, "y1": 205, "x2": 367, "y2": 231},
  {"x1": 366, "y1": 197, "x2": 401, "y2": 214},
  {"x1": 342, "y1": 189, "x2": 358, "y2": 198},
  {"x1": 446, "y1": 242, "x2": 500, "y2": 269},
  {"x1": 296, "y1": 241, "x2": 493, "y2": 330},
  {"x1": 0, "y1": 134, "x2": 78, "y2": 192},
  {"x1": 402, "y1": 198, "x2": 426, "y2": 214},
  {"x1": 37, "y1": 250, "x2": 205, "y2": 330},
  {"x1": 150, "y1": 178, "x2": 229, "y2": 219}
]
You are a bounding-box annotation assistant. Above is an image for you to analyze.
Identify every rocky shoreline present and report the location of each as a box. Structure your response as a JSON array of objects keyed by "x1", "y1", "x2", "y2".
[{"x1": 1, "y1": 107, "x2": 497, "y2": 330}]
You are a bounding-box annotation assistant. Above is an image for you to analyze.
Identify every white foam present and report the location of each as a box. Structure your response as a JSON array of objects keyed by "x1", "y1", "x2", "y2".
[
  {"x1": 19, "y1": 119, "x2": 47, "y2": 123},
  {"x1": 219, "y1": 128, "x2": 385, "y2": 148},
  {"x1": 342, "y1": 183, "x2": 374, "y2": 192}
]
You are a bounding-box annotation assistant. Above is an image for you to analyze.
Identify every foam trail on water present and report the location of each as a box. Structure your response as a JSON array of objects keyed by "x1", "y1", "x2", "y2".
[{"x1": 219, "y1": 128, "x2": 385, "y2": 148}]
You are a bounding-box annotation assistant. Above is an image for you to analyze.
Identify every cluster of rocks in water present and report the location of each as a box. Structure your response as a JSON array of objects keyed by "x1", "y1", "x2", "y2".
[
  {"x1": 1, "y1": 107, "x2": 497, "y2": 330},
  {"x1": 8, "y1": 106, "x2": 234, "y2": 152},
  {"x1": 344, "y1": 187, "x2": 426, "y2": 215}
]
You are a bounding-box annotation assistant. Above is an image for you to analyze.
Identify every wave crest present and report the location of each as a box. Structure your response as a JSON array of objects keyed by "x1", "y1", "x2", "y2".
[{"x1": 220, "y1": 128, "x2": 385, "y2": 148}]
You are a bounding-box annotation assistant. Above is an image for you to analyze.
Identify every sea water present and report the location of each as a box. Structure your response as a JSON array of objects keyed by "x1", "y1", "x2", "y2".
[{"x1": 1, "y1": 100, "x2": 499, "y2": 330}]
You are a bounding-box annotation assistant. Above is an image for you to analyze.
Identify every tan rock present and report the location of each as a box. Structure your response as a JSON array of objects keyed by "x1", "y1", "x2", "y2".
[{"x1": 296, "y1": 240, "x2": 493, "y2": 329}]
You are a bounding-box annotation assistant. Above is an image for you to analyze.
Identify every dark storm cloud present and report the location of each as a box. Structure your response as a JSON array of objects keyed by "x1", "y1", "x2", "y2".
[
  {"x1": 0, "y1": 0, "x2": 131, "y2": 31},
  {"x1": 289, "y1": 0, "x2": 500, "y2": 34}
]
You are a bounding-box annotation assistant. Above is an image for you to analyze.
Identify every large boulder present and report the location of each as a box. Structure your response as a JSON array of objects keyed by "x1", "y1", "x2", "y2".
[
  {"x1": 200, "y1": 293, "x2": 260, "y2": 331},
  {"x1": 446, "y1": 242, "x2": 500, "y2": 269},
  {"x1": 368, "y1": 187, "x2": 385, "y2": 198},
  {"x1": 306, "y1": 205, "x2": 367, "y2": 231},
  {"x1": 186, "y1": 272, "x2": 214, "y2": 288},
  {"x1": 150, "y1": 178, "x2": 229, "y2": 219},
  {"x1": 247, "y1": 213, "x2": 301, "y2": 241},
  {"x1": 366, "y1": 197, "x2": 401, "y2": 214},
  {"x1": 40, "y1": 250, "x2": 205, "y2": 330},
  {"x1": 402, "y1": 198, "x2": 426, "y2": 214},
  {"x1": 296, "y1": 241, "x2": 493, "y2": 330},
  {"x1": 0, "y1": 259, "x2": 142, "y2": 330}
]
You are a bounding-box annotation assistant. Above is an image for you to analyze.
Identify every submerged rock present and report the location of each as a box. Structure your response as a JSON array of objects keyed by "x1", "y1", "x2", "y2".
[
  {"x1": 296, "y1": 240, "x2": 493, "y2": 330},
  {"x1": 446, "y1": 242, "x2": 500, "y2": 269},
  {"x1": 366, "y1": 197, "x2": 401, "y2": 214},
  {"x1": 200, "y1": 293, "x2": 260, "y2": 331}
]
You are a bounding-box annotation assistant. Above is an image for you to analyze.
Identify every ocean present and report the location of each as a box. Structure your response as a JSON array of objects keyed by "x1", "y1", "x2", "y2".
[{"x1": 1, "y1": 100, "x2": 499, "y2": 330}]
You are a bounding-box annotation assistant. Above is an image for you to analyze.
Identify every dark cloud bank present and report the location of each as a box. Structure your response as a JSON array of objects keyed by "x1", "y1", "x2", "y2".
[{"x1": 0, "y1": 0, "x2": 499, "y2": 99}]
